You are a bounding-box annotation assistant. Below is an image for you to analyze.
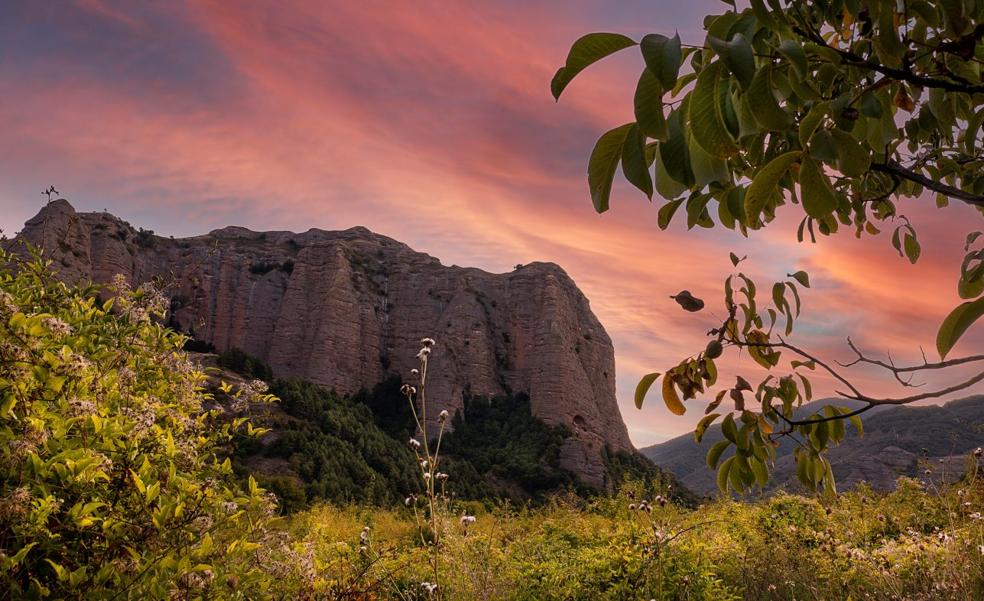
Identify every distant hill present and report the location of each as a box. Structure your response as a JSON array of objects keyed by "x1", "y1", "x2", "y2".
[{"x1": 641, "y1": 396, "x2": 984, "y2": 496}]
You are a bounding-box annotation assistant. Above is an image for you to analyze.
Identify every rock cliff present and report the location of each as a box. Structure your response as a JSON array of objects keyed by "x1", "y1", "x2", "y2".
[{"x1": 10, "y1": 200, "x2": 634, "y2": 487}]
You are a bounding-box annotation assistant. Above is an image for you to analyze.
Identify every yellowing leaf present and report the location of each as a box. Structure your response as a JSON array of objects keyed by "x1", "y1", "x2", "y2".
[{"x1": 661, "y1": 375, "x2": 686, "y2": 415}]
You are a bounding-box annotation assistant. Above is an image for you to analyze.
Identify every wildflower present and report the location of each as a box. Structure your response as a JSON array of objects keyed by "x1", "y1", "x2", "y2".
[
  {"x1": 408, "y1": 438, "x2": 421, "y2": 449},
  {"x1": 416, "y1": 347, "x2": 431, "y2": 359},
  {"x1": 436, "y1": 472, "x2": 448, "y2": 481},
  {"x1": 420, "y1": 460, "x2": 429, "y2": 469},
  {"x1": 439, "y1": 409, "x2": 449, "y2": 421},
  {"x1": 420, "y1": 337, "x2": 436, "y2": 347},
  {"x1": 411, "y1": 368, "x2": 419, "y2": 377},
  {"x1": 222, "y1": 501, "x2": 239, "y2": 515},
  {"x1": 970, "y1": 512, "x2": 982, "y2": 520},
  {"x1": 360, "y1": 526, "x2": 370, "y2": 543},
  {"x1": 405, "y1": 496, "x2": 413, "y2": 507},
  {"x1": 460, "y1": 515, "x2": 476, "y2": 525},
  {"x1": 400, "y1": 384, "x2": 417, "y2": 396},
  {"x1": 975, "y1": 447, "x2": 983, "y2": 458},
  {"x1": 42, "y1": 316, "x2": 72, "y2": 337},
  {"x1": 421, "y1": 581, "x2": 438, "y2": 594},
  {"x1": 964, "y1": 501, "x2": 973, "y2": 507},
  {"x1": 628, "y1": 503, "x2": 637, "y2": 511},
  {"x1": 423, "y1": 473, "x2": 431, "y2": 481},
  {"x1": 0, "y1": 291, "x2": 16, "y2": 313},
  {"x1": 67, "y1": 397, "x2": 97, "y2": 418},
  {"x1": 979, "y1": 544, "x2": 984, "y2": 556},
  {"x1": 655, "y1": 495, "x2": 667, "y2": 507},
  {"x1": 192, "y1": 515, "x2": 213, "y2": 532}
]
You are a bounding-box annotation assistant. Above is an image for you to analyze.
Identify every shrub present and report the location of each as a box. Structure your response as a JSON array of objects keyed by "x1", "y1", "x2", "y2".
[{"x1": 0, "y1": 246, "x2": 283, "y2": 598}]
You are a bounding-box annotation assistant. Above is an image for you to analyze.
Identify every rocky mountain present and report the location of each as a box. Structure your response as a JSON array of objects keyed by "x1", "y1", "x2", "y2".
[
  {"x1": 9, "y1": 200, "x2": 634, "y2": 488},
  {"x1": 642, "y1": 396, "x2": 984, "y2": 496}
]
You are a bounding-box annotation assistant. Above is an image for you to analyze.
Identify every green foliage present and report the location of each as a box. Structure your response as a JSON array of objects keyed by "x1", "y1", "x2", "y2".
[
  {"x1": 281, "y1": 473, "x2": 984, "y2": 599},
  {"x1": 236, "y1": 378, "x2": 420, "y2": 509},
  {"x1": 0, "y1": 247, "x2": 282, "y2": 598},
  {"x1": 217, "y1": 347, "x2": 273, "y2": 381},
  {"x1": 439, "y1": 393, "x2": 579, "y2": 500},
  {"x1": 553, "y1": 0, "x2": 984, "y2": 492}
]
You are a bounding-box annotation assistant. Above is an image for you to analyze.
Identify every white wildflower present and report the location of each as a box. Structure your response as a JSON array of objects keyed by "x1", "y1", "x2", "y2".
[
  {"x1": 439, "y1": 409, "x2": 449, "y2": 421},
  {"x1": 420, "y1": 337, "x2": 436, "y2": 347},
  {"x1": 42, "y1": 316, "x2": 72, "y2": 337},
  {"x1": 410, "y1": 368, "x2": 419, "y2": 376},
  {"x1": 416, "y1": 347, "x2": 431, "y2": 359},
  {"x1": 408, "y1": 438, "x2": 421, "y2": 449},
  {"x1": 460, "y1": 514, "x2": 476, "y2": 525}
]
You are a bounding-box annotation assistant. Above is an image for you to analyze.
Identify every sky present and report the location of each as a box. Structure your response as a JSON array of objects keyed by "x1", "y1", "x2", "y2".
[{"x1": 1, "y1": 0, "x2": 982, "y2": 446}]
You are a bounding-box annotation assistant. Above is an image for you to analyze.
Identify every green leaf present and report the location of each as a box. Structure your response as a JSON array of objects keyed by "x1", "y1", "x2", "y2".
[
  {"x1": 640, "y1": 32, "x2": 682, "y2": 90},
  {"x1": 778, "y1": 39, "x2": 808, "y2": 79},
  {"x1": 707, "y1": 33, "x2": 755, "y2": 89},
  {"x1": 707, "y1": 439, "x2": 731, "y2": 469},
  {"x1": 694, "y1": 413, "x2": 720, "y2": 443},
  {"x1": 717, "y1": 455, "x2": 736, "y2": 493},
  {"x1": 621, "y1": 124, "x2": 653, "y2": 199},
  {"x1": 903, "y1": 233, "x2": 921, "y2": 264},
  {"x1": 744, "y1": 151, "x2": 801, "y2": 226},
  {"x1": 634, "y1": 372, "x2": 661, "y2": 409},
  {"x1": 937, "y1": 297, "x2": 984, "y2": 358},
  {"x1": 691, "y1": 62, "x2": 739, "y2": 159},
  {"x1": 634, "y1": 69, "x2": 667, "y2": 140},
  {"x1": 721, "y1": 413, "x2": 738, "y2": 443},
  {"x1": 799, "y1": 102, "x2": 828, "y2": 148},
  {"x1": 799, "y1": 157, "x2": 838, "y2": 219},
  {"x1": 743, "y1": 66, "x2": 792, "y2": 131},
  {"x1": 829, "y1": 129, "x2": 871, "y2": 177},
  {"x1": 788, "y1": 270, "x2": 810, "y2": 288},
  {"x1": 551, "y1": 33, "x2": 637, "y2": 100},
  {"x1": 657, "y1": 198, "x2": 685, "y2": 229},
  {"x1": 588, "y1": 123, "x2": 633, "y2": 213},
  {"x1": 750, "y1": 455, "x2": 769, "y2": 487},
  {"x1": 689, "y1": 132, "x2": 730, "y2": 186},
  {"x1": 662, "y1": 108, "x2": 695, "y2": 186}
]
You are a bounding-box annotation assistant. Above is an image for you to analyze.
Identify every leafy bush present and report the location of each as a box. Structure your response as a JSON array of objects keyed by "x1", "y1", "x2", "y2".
[{"x1": 0, "y1": 247, "x2": 283, "y2": 598}]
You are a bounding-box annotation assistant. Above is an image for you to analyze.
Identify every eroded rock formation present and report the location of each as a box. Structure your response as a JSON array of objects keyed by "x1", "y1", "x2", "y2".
[{"x1": 11, "y1": 200, "x2": 634, "y2": 486}]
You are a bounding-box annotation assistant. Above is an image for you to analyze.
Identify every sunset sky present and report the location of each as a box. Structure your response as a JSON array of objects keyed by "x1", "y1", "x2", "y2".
[{"x1": 1, "y1": 0, "x2": 982, "y2": 446}]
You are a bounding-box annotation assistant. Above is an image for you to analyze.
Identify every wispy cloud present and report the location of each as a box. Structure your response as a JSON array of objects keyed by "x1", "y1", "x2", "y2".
[{"x1": 1, "y1": 0, "x2": 980, "y2": 446}]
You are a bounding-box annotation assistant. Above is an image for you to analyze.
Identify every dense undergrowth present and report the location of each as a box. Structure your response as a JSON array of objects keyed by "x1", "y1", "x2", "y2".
[{"x1": 281, "y1": 477, "x2": 984, "y2": 600}]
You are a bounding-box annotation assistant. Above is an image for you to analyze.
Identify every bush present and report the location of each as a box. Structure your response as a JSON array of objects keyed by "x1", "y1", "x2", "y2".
[{"x1": 0, "y1": 247, "x2": 283, "y2": 598}]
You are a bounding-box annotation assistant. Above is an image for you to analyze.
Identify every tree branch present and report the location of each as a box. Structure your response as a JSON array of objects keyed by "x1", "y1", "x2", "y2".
[{"x1": 871, "y1": 161, "x2": 984, "y2": 206}]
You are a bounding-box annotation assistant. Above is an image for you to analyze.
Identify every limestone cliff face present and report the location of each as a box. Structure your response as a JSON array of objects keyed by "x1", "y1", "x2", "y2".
[{"x1": 12, "y1": 200, "x2": 634, "y2": 486}]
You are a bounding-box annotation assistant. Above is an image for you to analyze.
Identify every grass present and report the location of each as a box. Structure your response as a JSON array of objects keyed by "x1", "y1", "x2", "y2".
[{"x1": 264, "y1": 472, "x2": 984, "y2": 600}]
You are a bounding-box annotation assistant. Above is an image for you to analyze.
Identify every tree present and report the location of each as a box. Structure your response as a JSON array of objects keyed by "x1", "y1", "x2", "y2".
[{"x1": 553, "y1": 0, "x2": 984, "y2": 495}]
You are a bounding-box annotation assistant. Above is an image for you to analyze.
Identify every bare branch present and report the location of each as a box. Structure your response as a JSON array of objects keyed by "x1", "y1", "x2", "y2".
[{"x1": 871, "y1": 161, "x2": 984, "y2": 206}]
